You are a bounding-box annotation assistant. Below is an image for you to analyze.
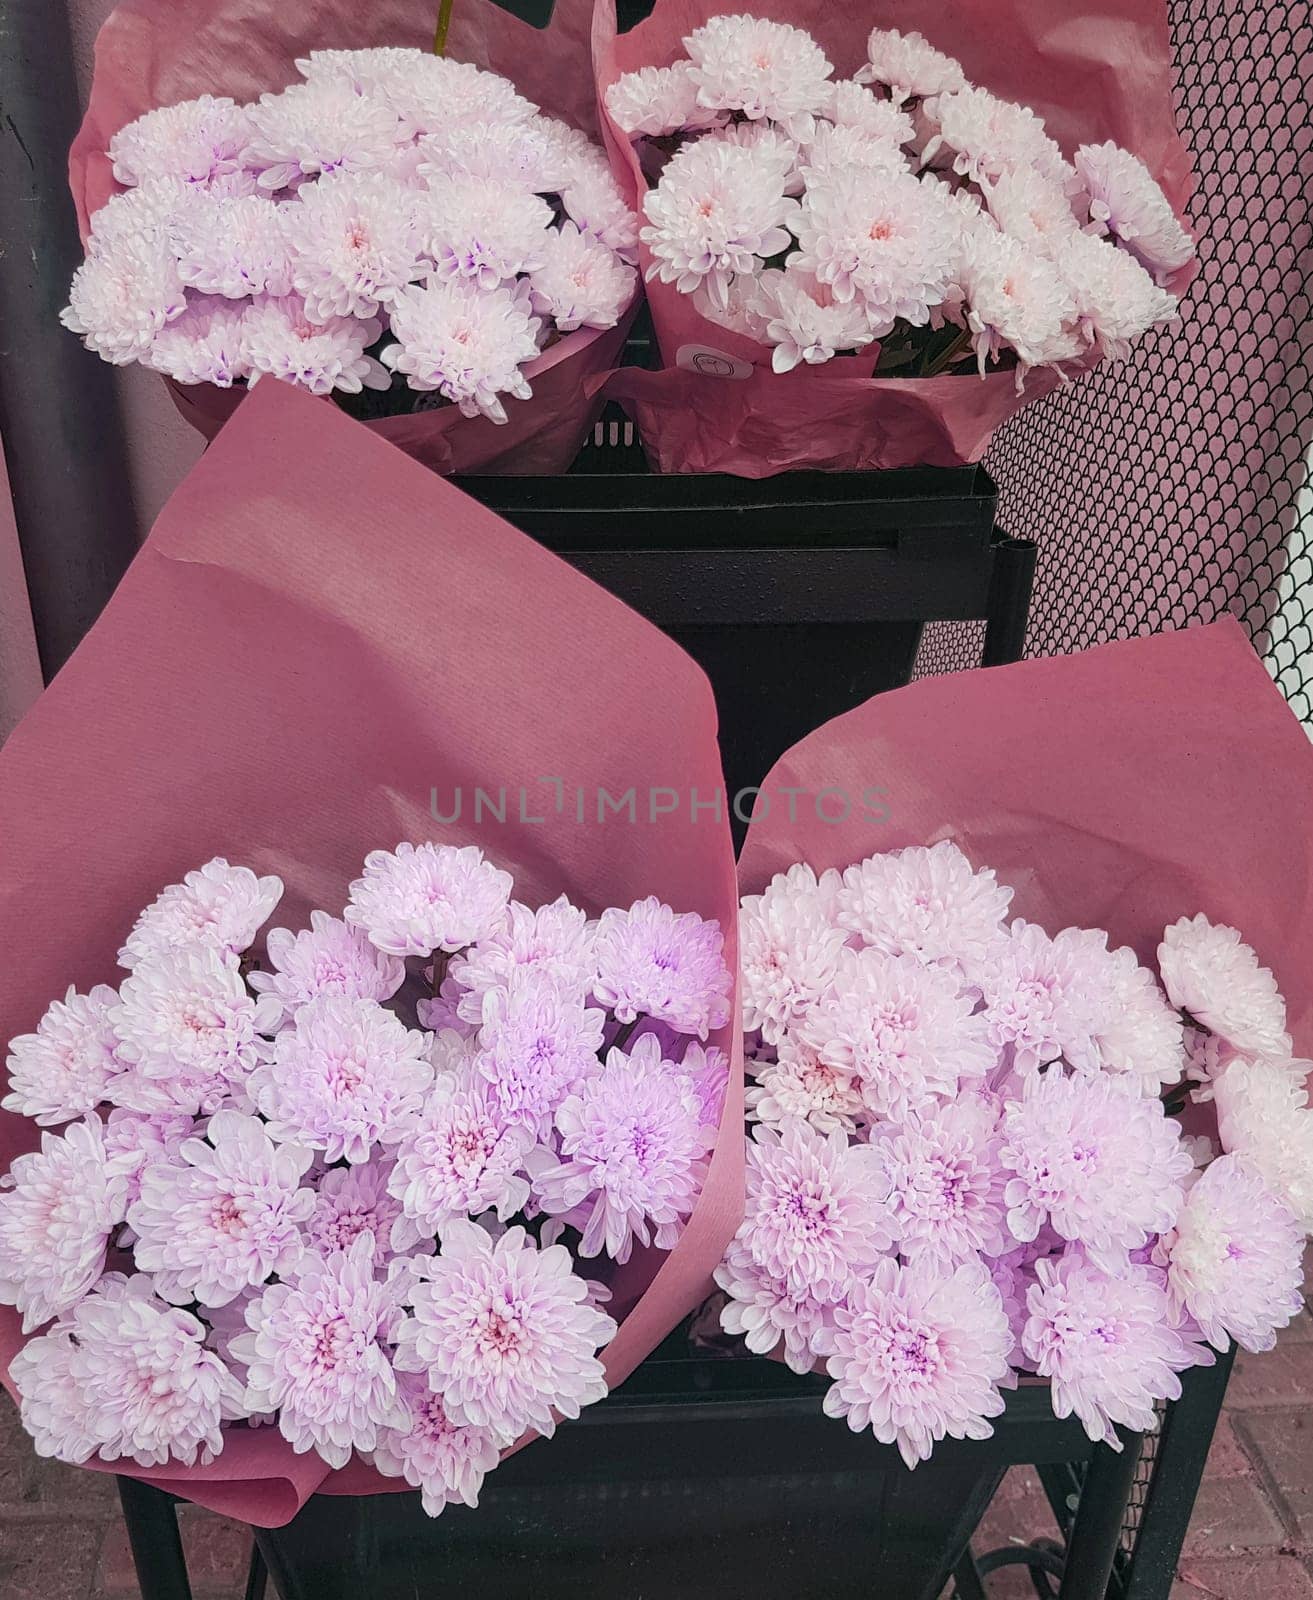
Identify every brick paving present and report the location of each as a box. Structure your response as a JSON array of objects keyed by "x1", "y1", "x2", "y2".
[{"x1": 0, "y1": 1268, "x2": 1309, "y2": 1597}]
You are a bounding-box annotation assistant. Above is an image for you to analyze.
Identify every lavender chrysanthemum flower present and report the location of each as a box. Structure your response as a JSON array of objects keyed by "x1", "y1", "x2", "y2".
[
  {"x1": 1074, "y1": 141, "x2": 1194, "y2": 284},
  {"x1": 109, "y1": 96, "x2": 252, "y2": 187},
  {"x1": 685, "y1": 15, "x2": 833, "y2": 138},
  {"x1": 1090, "y1": 944, "x2": 1185, "y2": 1093},
  {"x1": 250, "y1": 996, "x2": 433, "y2": 1165},
  {"x1": 999, "y1": 1070, "x2": 1192, "y2": 1268},
  {"x1": 799, "y1": 947, "x2": 993, "y2": 1121},
  {"x1": 1023, "y1": 1252, "x2": 1208, "y2": 1447},
  {"x1": 61, "y1": 231, "x2": 187, "y2": 365},
  {"x1": 0, "y1": 1118, "x2": 124, "y2": 1331},
  {"x1": 740, "y1": 1120, "x2": 891, "y2": 1301},
  {"x1": 835, "y1": 842, "x2": 1012, "y2": 979},
  {"x1": 746, "y1": 1034, "x2": 864, "y2": 1134},
  {"x1": 739, "y1": 866, "x2": 847, "y2": 1046},
  {"x1": 147, "y1": 295, "x2": 251, "y2": 388},
  {"x1": 593, "y1": 896, "x2": 732, "y2": 1039},
  {"x1": 243, "y1": 293, "x2": 389, "y2": 396},
  {"x1": 110, "y1": 949, "x2": 276, "y2": 1117},
  {"x1": 127, "y1": 1110, "x2": 314, "y2": 1307},
  {"x1": 449, "y1": 896, "x2": 596, "y2": 1022},
  {"x1": 875, "y1": 1098, "x2": 1009, "y2": 1267},
  {"x1": 750, "y1": 264, "x2": 876, "y2": 373},
  {"x1": 233, "y1": 1236, "x2": 411, "y2": 1468},
  {"x1": 174, "y1": 191, "x2": 295, "y2": 298},
  {"x1": 3, "y1": 984, "x2": 125, "y2": 1126},
  {"x1": 475, "y1": 969, "x2": 606, "y2": 1137},
  {"x1": 1157, "y1": 1155, "x2": 1304, "y2": 1354},
  {"x1": 370, "y1": 1373, "x2": 502, "y2": 1517},
  {"x1": 13, "y1": 1274, "x2": 244, "y2": 1467},
  {"x1": 561, "y1": 159, "x2": 641, "y2": 262},
  {"x1": 338, "y1": 53, "x2": 536, "y2": 141},
  {"x1": 248, "y1": 910, "x2": 406, "y2": 1020},
  {"x1": 606, "y1": 62, "x2": 712, "y2": 139},
  {"x1": 815, "y1": 1256, "x2": 1012, "y2": 1468},
  {"x1": 676, "y1": 1040, "x2": 731, "y2": 1131},
  {"x1": 285, "y1": 171, "x2": 426, "y2": 321},
  {"x1": 1052, "y1": 229, "x2": 1178, "y2": 361},
  {"x1": 381, "y1": 280, "x2": 542, "y2": 423},
  {"x1": 980, "y1": 921, "x2": 1107, "y2": 1076},
  {"x1": 422, "y1": 176, "x2": 554, "y2": 291},
  {"x1": 1214, "y1": 1057, "x2": 1313, "y2": 1230},
  {"x1": 856, "y1": 28, "x2": 967, "y2": 104},
  {"x1": 715, "y1": 1237, "x2": 835, "y2": 1374},
  {"x1": 346, "y1": 842, "x2": 513, "y2": 958},
  {"x1": 388, "y1": 1074, "x2": 534, "y2": 1238},
  {"x1": 245, "y1": 81, "x2": 400, "y2": 191},
  {"x1": 102, "y1": 1107, "x2": 195, "y2": 1210},
  {"x1": 532, "y1": 1044, "x2": 713, "y2": 1263},
  {"x1": 119, "y1": 857, "x2": 284, "y2": 972},
  {"x1": 421, "y1": 120, "x2": 579, "y2": 194},
  {"x1": 1158, "y1": 914, "x2": 1291, "y2": 1060},
  {"x1": 303, "y1": 1160, "x2": 412, "y2": 1270},
  {"x1": 395, "y1": 1221, "x2": 616, "y2": 1444},
  {"x1": 529, "y1": 223, "x2": 637, "y2": 332}
]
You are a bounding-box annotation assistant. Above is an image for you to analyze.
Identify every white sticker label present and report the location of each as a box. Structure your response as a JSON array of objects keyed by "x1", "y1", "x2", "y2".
[{"x1": 675, "y1": 345, "x2": 755, "y2": 380}]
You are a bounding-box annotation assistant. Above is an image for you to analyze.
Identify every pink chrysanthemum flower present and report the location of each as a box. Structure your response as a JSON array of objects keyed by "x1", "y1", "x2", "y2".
[
  {"x1": 245, "y1": 81, "x2": 400, "y2": 191},
  {"x1": 294, "y1": 47, "x2": 430, "y2": 95},
  {"x1": 999, "y1": 1069, "x2": 1192, "y2": 1268},
  {"x1": 174, "y1": 191, "x2": 294, "y2": 298},
  {"x1": 532, "y1": 1044, "x2": 712, "y2": 1262},
  {"x1": 248, "y1": 910, "x2": 406, "y2": 1019},
  {"x1": 421, "y1": 177, "x2": 554, "y2": 292},
  {"x1": 980, "y1": 921, "x2": 1108, "y2": 1075},
  {"x1": 799, "y1": 948, "x2": 994, "y2": 1121},
  {"x1": 109, "y1": 96, "x2": 252, "y2": 188},
  {"x1": 740, "y1": 1119, "x2": 891, "y2": 1301},
  {"x1": 528, "y1": 222, "x2": 637, "y2": 332},
  {"x1": 815, "y1": 1256, "x2": 1012, "y2": 1467},
  {"x1": 381, "y1": 280, "x2": 542, "y2": 423},
  {"x1": 1158, "y1": 914, "x2": 1291, "y2": 1060},
  {"x1": 750, "y1": 264, "x2": 876, "y2": 373},
  {"x1": 561, "y1": 158, "x2": 641, "y2": 262},
  {"x1": 705, "y1": 120, "x2": 805, "y2": 194},
  {"x1": 370, "y1": 1373, "x2": 502, "y2": 1517},
  {"x1": 715, "y1": 1237, "x2": 835, "y2": 1374},
  {"x1": 127, "y1": 1110, "x2": 314, "y2": 1307},
  {"x1": 875, "y1": 1097, "x2": 1009, "y2": 1267},
  {"x1": 388, "y1": 1074, "x2": 534, "y2": 1237},
  {"x1": 147, "y1": 295, "x2": 251, "y2": 388},
  {"x1": 3, "y1": 984, "x2": 125, "y2": 1126},
  {"x1": 1214, "y1": 1057, "x2": 1313, "y2": 1230},
  {"x1": 1074, "y1": 141, "x2": 1194, "y2": 284},
  {"x1": 250, "y1": 996, "x2": 433, "y2": 1165},
  {"x1": 303, "y1": 1160, "x2": 412, "y2": 1270},
  {"x1": 357, "y1": 55, "x2": 536, "y2": 142},
  {"x1": 110, "y1": 949, "x2": 277, "y2": 1117},
  {"x1": 1051, "y1": 229, "x2": 1177, "y2": 360},
  {"x1": 856, "y1": 28, "x2": 967, "y2": 104},
  {"x1": 346, "y1": 842, "x2": 513, "y2": 958},
  {"x1": 284, "y1": 171, "x2": 425, "y2": 321},
  {"x1": 676, "y1": 1040, "x2": 731, "y2": 1130},
  {"x1": 1023, "y1": 1251, "x2": 1208, "y2": 1446},
  {"x1": 606, "y1": 62, "x2": 717, "y2": 139},
  {"x1": 924, "y1": 86, "x2": 1070, "y2": 187},
  {"x1": 87, "y1": 178, "x2": 193, "y2": 252},
  {"x1": 15, "y1": 1274, "x2": 244, "y2": 1467},
  {"x1": 419, "y1": 120, "x2": 578, "y2": 193},
  {"x1": 641, "y1": 140, "x2": 798, "y2": 307},
  {"x1": 798, "y1": 122, "x2": 911, "y2": 185},
  {"x1": 592, "y1": 896, "x2": 732, "y2": 1039},
  {"x1": 746, "y1": 1034, "x2": 864, "y2": 1134},
  {"x1": 449, "y1": 896, "x2": 595, "y2": 1022},
  {"x1": 102, "y1": 1107, "x2": 195, "y2": 1209},
  {"x1": 1090, "y1": 944, "x2": 1185, "y2": 1093},
  {"x1": 119, "y1": 857, "x2": 284, "y2": 972},
  {"x1": 959, "y1": 226, "x2": 1080, "y2": 378},
  {"x1": 836, "y1": 842, "x2": 1013, "y2": 979},
  {"x1": 233, "y1": 1235, "x2": 411, "y2": 1468},
  {"x1": 0, "y1": 1118, "x2": 124, "y2": 1331},
  {"x1": 685, "y1": 15, "x2": 833, "y2": 138},
  {"x1": 983, "y1": 167, "x2": 1081, "y2": 253},
  {"x1": 739, "y1": 871, "x2": 848, "y2": 1047},
  {"x1": 1157, "y1": 1155, "x2": 1304, "y2": 1354},
  {"x1": 61, "y1": 231, "x2": 187, "y2": 365},
  {"x1": 475, "y1": 969, "x2": 606, "y2": 1137},
  {"x1": 794, "y1": 168, "x2": 956, "y2": 328},
  {"x1": 395, "y1": 1221, "x2": 616, "y2": 1444},
  {"x1": 7, "y1": 1322, "x2": 99, "y2": 1464},
  {"x1": 243, "y1": 293, "x2": 389, "y2": 396},
  {"x1": 826, "y1": 79, "x2": 917, "y2": 143}
]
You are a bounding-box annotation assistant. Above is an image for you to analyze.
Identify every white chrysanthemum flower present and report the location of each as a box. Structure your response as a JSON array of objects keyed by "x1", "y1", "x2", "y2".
[
  {"x1": 794, "y1": 167, "x2": 955, "y2": 329},
  {"x1": 346, "y1": 842, "x2": 514, "y2": 957},
  {"x1": 119, "y1": 856, "x2": 284, "y2": 972},
  {"x1": 61, "y1": 231, "x2": 187, "y2": 364},
  {"x1": 685, "y1": 14, "x2": 834, "y2": 138},
  {"x1": 641, "y1": 139, "x2": 798, "y2": 306},
  {"x1": 358, "y1": 54, "x2": 537, "y2": 141},
  {"x1": 295, "y1": 47, "x2": 428, "y2": 94},
  {"x1": 693, "y1": 275, "x2": 772, "y2": 341},
  {"x1": 959, "y1": 226, "x2": 1080, "y2": 377},
  {"x1": 1214, "y1": 1056, "x2": 1313, "y2": 1230},
  {"x1": 418, "y1": 121, "x2": 578, "y2": 195},
  {"x1": 1051, "y1": 229, "x2": 1178, "y2": 360},
  {"x1": 739, "y1": 868, "x2": 848, "y2": 1046},
  {"x1": 147, "y1": 295, "x2": 251, "y2": 388},
  {"x1": 86, "y1": 178, "x2": 193, "y2": 253},
  {"x1": 826, "y1": 79, "x2": 917, "y2": 143},
  {"x1": 1158, "y1": 914, "x2": 1291, "y2": 1060},
  {"x1": 703, "y1": 120, "x2": 805, "y2": 195},
  {"x1": 284, "y1": 171, "x2": 425, "y2": 321},
  {"x1": 381, "y1": 279, "x2": 542, "y2": 423},
  {"x1": 248, "y1": 910, "x2": 406, "y2": 1019},
  {"x1": 606, "y1": 62, "x2": 719, "y2": 139},
  {"x1": 243, "y1": 293, "x2": 390, "y2": 396},
  {"x1": 1091, "y1": 944, "x2": 1186, "y2": 1094},
  {"x1": 561, "y1": 157, "x2": 641, "y2": 262},
  {"x1": 109, "y1": 95, "x2": 252, "y2": 187},
  {"x1": 3, "y1": 985, "x2": 125, "y2": 1126},
  {"x1": 174, "y1": 191, "x2": 294, "y2": 298},
  {"x1": 749, "y1": 264, "x2": 876, "y2": 372},
  {"x1": 246, "y1": 81, "x2": 400, "y2": 191},
  {"x1": 924, "y1": 86, "x2": 1070, "y2": 187},
  {"x1": 421, "y1": 176, "x2": 554, "y2": 291},
  {"x1": 799, "y1": 122, "x2": 911, "y2": 185},
  {"x1": 746, "y1": 1033, "x2": 864, "y2": 1134},
  {"x1": 1074, "y1": 141, "x2": 1194, "y2": 283},
  {"x1": 856, "y1": 28, "x2": 967, "y2": 104},
  {"x1": 983, "y1": 167, "x2": 1081, "y2": 254}
]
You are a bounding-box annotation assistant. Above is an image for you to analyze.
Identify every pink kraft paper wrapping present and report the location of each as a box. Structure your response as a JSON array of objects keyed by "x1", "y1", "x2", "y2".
[
  {"x1": 67, "y1": 0, "x2": 638, "y2": 476},
  {"x1": 593, "y1": 0, "x2": 1196, "y2": 477},
  {"x1": 0, "y1": 378, "x2": 743, "y2": 1524}
]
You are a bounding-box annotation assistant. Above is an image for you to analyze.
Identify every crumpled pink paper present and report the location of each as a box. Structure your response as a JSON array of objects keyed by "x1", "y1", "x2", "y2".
[
  {"x1": 0, "y1": 378, "x2": 742, "y2": 1524},
  {"x1": 67, "y1": 0, "x2": 637, "y2": 475},
  {"x1": 593, "y1": 0, "x2": 1195, "y2": 477}
]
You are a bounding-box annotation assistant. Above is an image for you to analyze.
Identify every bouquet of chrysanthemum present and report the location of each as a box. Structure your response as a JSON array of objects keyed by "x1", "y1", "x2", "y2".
[
  {"x1": 65, "y1": 0, "x2": 640, "y2": 474},
  {"x1": 714, "y1": 620, "x2": 1313, "y2": 1460},
  {"x1": 0, "y1": 379, "x2": 742, "y2": 1523},
  {"x1": 594, "y1": 1, "x2": 1194, "y2": 474}
]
